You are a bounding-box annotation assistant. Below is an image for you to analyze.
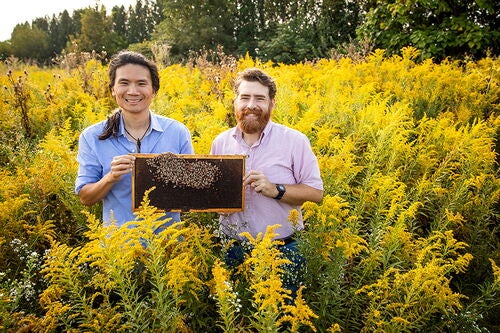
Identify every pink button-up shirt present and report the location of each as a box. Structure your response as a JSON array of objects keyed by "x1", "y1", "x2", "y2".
[{"x1": 210, "y1": 121, "x2": 323, "y2": 240}]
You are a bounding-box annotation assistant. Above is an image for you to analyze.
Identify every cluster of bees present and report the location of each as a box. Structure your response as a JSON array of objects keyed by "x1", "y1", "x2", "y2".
[{"x1": 146, "y1": 152, "x2": 222, "y2": 190}]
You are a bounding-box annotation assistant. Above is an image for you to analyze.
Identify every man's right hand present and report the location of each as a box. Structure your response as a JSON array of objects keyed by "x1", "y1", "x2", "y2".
[{"x1": 108, "y1": 154, "x2": 136, "y2": 183}]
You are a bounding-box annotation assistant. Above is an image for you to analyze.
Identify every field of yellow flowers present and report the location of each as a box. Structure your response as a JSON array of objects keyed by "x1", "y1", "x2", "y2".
[{"x1": 0, "y1": 48, "x2": 499, "y2": 332}]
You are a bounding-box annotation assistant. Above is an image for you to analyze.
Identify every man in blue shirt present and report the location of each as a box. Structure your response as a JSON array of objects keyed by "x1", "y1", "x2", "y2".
[{"x1": 75, "y1": 51, "x2": 193, "y2": 226}]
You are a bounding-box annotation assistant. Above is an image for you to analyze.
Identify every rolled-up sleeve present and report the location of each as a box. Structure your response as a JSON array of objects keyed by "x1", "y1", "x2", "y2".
[{"x1": 75, "y1": 130, "x2": 102, "y2": 194}]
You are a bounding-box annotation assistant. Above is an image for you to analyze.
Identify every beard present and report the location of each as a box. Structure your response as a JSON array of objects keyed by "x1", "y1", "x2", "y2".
[{"x1": 235, "y1": 107, "x2": 270, "y2": 134}]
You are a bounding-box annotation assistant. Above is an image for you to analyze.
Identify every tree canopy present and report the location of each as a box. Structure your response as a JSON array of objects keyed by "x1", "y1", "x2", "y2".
[
  {"x1": 1, "y1": 0, "x2": 498, "y2": 64},
  {"x1": 358, "y1": 0, "x2": 500, "y2": 60}
]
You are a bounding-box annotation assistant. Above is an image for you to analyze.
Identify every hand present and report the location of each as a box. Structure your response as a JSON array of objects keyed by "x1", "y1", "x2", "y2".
[
  {"x1": 108, "y1": 154, "x2": 136, "y2": 183},
  {"x1": 243, "y1": 170, "x2": 278, "y2": 198}
]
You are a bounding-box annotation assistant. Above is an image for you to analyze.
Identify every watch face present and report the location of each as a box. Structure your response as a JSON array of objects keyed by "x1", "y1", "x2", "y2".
[{"x1": 275, "y1": 184, "x2": 286, "y2": 199}]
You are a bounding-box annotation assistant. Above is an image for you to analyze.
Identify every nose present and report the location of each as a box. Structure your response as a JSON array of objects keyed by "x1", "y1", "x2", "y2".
[
  {"x1": 127, "y1": 84, "x2": 140, "y2": 94},
  {"x1": 247, "y1": 96, "x2": 257, "y2": 108}
]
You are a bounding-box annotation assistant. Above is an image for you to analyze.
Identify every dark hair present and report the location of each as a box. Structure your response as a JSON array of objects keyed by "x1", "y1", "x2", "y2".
[
  {"x1": 99, "y1": 51, "x2": 159, "y2": 140},
  {"x1": 234, "y1": 67, "x2": 277, "y2": 100}
]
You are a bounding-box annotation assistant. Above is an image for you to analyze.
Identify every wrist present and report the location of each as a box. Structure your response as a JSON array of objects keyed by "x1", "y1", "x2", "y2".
[
  {"x1": 105, "y1": 171, "x2": 120, "y2": 184},
  {"x1": 274, "y1": 184, "x2": 286, "y2": 200}
]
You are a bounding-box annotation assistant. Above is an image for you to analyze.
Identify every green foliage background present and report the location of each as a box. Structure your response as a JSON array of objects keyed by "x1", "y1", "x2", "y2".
[{"x1": 0, "y1": 0, "x2": 498, "y2": 64}]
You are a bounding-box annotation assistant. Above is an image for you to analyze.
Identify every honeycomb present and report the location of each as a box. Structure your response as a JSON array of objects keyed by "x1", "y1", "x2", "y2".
[{"x1": 146, "y1": 152, "x2": 222, "y2": 190}]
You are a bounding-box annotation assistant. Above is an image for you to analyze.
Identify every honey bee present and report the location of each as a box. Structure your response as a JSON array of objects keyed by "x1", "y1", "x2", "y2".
[{"x1": 147, "y1": 152, "x2": 222, "y2": 189}]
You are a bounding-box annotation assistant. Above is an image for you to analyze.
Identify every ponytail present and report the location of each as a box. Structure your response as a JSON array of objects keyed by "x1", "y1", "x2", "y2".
[{"x1": 98, "y1": 110, "x2": 121, "y2": 140}]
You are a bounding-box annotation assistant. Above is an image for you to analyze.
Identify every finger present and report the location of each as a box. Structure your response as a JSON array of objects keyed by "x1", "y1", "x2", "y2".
[
  {"x1": 243, "y1": 175, "x2": 256, "y2": 186},
  {"x1": 112, "y1": 155, "x2": 135, "y2": 167}
]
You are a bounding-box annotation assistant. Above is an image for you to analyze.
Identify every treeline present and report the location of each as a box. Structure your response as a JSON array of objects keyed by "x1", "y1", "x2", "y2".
[
  {"x1": 0, "y1": 0, "x2": 499, "y2": 65},
  {"x1": 0, "y1": 0, "x2": 162, "y2": 64}
]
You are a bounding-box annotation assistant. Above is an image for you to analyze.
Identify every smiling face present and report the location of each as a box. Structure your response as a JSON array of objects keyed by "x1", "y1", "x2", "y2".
[
  {"x1": 234, "y1": 80, "x2": 275, "y2": 134},
  {"x1": 111, "y1": 63, "x2": 154, "y2": 115}
]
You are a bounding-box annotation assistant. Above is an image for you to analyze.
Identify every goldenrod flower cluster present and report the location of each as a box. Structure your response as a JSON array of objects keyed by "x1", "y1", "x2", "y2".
[{"x1": 0, "y1": 49, "x2": 499, "y2": 331}]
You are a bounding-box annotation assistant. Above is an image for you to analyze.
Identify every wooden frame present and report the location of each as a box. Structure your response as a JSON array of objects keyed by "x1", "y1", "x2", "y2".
[{"x1": 132, "y1": 153, "x2": 245, "y2": 212}]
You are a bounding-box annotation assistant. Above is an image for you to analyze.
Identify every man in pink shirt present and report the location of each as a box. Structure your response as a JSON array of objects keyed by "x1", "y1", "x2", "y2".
[{"x1": 210, "y1": 67, "x2": 323, "y2": 294}]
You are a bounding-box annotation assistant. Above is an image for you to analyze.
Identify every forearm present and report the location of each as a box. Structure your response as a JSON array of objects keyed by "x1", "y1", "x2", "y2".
[
  {"x1": 78, "y1": 172, "x2": 118, "y2": 206},
  {"x1": 244, "y1": 170, "x2": 323, "y2": 206},
  {"x1": 279, "y1": 184, "x2": 323, "y2": 206},
  {"x1": 78, "y1": 154, "x2": 135, "y2": 206}
]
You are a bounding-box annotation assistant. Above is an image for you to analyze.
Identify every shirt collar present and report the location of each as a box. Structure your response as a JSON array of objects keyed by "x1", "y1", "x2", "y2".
[
  {"x1": 150, "y1": 112, "x2": 163, "y2": 132},
  {"x1": 232, "y1": 121, "x2": 273, "y2": 143},
  {"x1": 119, "y1": 110, "x2": 159, "y2": 136}
]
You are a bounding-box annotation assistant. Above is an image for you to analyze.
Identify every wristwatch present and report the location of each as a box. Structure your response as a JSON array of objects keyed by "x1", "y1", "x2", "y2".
[{"x1": 274, "y1": 184, "x2": 286, "y2": 200}]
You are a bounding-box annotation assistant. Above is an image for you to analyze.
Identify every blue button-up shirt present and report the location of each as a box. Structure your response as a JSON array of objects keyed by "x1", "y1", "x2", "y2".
[{"x1": 75, "y1": 111, "x2": 193, "y2": 226}]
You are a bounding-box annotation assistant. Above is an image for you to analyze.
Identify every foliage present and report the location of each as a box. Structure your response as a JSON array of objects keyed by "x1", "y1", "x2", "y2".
[
  {"x1": 256, "y1": 0, "x2": 362, "y2": 63},
  {"x1": 358, "y1": 0, "x2": 500, "y2": 60},
  {"x1": 0, "y1": 50, "x2": 499, "y2": 332},
  {"x1": 154, "y1": 0, "x2": 236, "y2": 63},
  {"x1": 10, "y1": 23, "x2": 50, "y2": 64},
  {"x1": 3, "y1": 0, "x2": 499, "y2": 63},
  {"x1": 5, "y1": 0, "x2": 162, "y2": 65}
]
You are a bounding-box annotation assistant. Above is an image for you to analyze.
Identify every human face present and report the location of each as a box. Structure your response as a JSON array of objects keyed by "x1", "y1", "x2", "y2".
[
  {"x1": 111, "y1": 63, "x2": 154, "y2": 115},
  {"x1": 234, "y1": 80, "x2": 275, "y2": 134}
]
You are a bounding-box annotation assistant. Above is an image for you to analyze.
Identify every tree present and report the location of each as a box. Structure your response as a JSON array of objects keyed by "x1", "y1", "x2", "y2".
[
  {"x1": 111, "y1": 5, "x2": 128, "y2": 37},
  {"x1": 150, "y1": 0, "x2": 165, "y2": 30},
  {"x1": 71, "y1": 9, "x2": 84, "y2": 37},
  {"x1": 58, "y1": 11, "x2": 75, "y2": 51},
  {"x1": 256, "y1": 0, "x2": 361, "y2": 62},
  {"x1": 357, "y1": 0, "x2": 500, "y2": 60},
  {"x1": 110, "y1": 5, "x2": 129, "y2": 52},
  {"x1": 0, "y1": 41, "x2": 11, "y2": 60},
  {"x1": 130, "y1": 0, "x2": 163, "y2": 43},
  {"x1": 77, "y1": 6, "x2": 112, "y2": 52},
  {"x1": 128, "y1": 1, "x2": 146, "y2": 44},
  {"x1": 258, "y1": 21, "x2": 312, "y2": 63},
  {"x1": 232, "y1": 0, "x2": 260, "y2": 56},
  {"x1": 10, "y1": 23, "x2": 50, "y2": 63},
  {"x1": 32, "y1": 17, "x2": 49, "y2": 33},
  {"x1": 154, "y1": 0, "x2": 235, "y2": 61},
  {"x1": 312, "y1": 0, "x2": 361, "y2": 56},
  {"x1": 44, "y1": 10, "x2": 77, "y2": 60}
]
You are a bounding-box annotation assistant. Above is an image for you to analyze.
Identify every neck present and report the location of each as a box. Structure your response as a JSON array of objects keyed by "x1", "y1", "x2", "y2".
[
  {"x1": 122, "y1": 112, "x2": 151, "y2": 153},
  {"x1": 122, "y1": 109, "x2": 150, "y2": 131},
  {"x1": 242, "y1": 131, "x2": 261, "y2": 146}
]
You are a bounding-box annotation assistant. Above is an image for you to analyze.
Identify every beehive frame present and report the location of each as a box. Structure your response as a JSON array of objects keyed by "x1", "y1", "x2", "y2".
[{"x1": 132, "y1": 153, "x2": 245, "y2": 212}]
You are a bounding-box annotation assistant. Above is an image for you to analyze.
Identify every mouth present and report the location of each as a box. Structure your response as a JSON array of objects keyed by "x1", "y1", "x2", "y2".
[
  {"x1": 125, "y1": 97, "x2": 143, "y2": 103},
  {"x1": 243, "y1": 108, "x2": 261, "y2": 117}
]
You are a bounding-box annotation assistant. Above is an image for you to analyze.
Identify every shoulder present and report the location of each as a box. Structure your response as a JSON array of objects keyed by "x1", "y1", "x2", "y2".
[
  {"x1": 79, "y1": 119, "x2": 107, "y2": 139},
  {"x1": 152, "y1": 112, "x2": 190, "y2": 132},
  {"x1": 269, "y1": 122, "x2": 309, "y2": 141}
]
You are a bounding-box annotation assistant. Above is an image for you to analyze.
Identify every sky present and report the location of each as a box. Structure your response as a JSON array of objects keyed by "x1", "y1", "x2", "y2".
[{"x1": 1, "y1": 0, "x2": 138, "y2": 42}]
